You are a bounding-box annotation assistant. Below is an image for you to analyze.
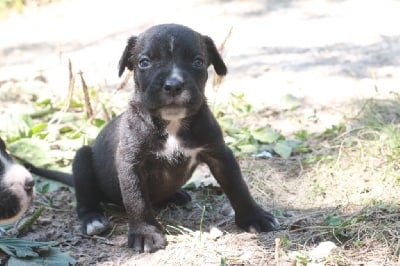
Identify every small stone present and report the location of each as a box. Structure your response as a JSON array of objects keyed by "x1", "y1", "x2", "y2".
[
  {"x1": 309, "y1": 241, "x2": 337, "y2": 261},
  {"x1": 207, "y1": 227, "x2": 223, "y2": 240}
]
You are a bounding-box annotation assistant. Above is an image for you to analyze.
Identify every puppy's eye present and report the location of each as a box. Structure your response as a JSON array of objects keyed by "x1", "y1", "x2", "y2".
[
  {"x1": 192, "y1": 57, "x2": 204, "y2": 69},
  {"x1": 138, "y1": 57, "x2": 152, "y2": 69}
]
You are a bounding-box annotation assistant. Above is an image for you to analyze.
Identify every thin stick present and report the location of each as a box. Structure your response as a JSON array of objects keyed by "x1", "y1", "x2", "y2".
[
  {"x1": 117, "y1": 70, "x2": 133, "y2": 91},
  {"x1": 218, "y1": 26, "x2": 233, "y2": 53},
  {"x1": 101, "y1": 103, "x2": 111, "y2": 122},
  {"x1": 62, "y1": 59, "x2": 75, "y2": 112},
  {"x1": 275, "y1": 237, "x2": 281, "y2": 266},
  {"x1": 212, "y1": 26, "x2": 233, "y2": 88},
  {"x1": 79, "y1": 70, "x2": 93, "y2": 118}
]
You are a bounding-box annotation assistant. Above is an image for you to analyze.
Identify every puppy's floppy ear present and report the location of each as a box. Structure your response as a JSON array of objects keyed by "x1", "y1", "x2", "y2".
[
  {"x1": 118, "y1": 36, "x2": 137, "y2": 77},
  {"x1": 203, "y1": 35, "x2": 227, "y2": 76}
]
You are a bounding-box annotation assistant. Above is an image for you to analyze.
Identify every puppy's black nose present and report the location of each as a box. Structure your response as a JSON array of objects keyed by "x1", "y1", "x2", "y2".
[
  {"x1": 24, "y1": 178, "x2": 35, "y2": 191},
  {"x1": 163, "y1": 78, "x2": 183, "y2": 96}
]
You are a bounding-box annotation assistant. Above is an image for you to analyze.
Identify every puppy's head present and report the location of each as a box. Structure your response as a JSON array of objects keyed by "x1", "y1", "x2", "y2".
[
  {"x1": 0, "y1": 138, "x2": 35, "y2": 224},
  {"x1": 118, "y1": 24, "x2": 227, "y2": 120}
]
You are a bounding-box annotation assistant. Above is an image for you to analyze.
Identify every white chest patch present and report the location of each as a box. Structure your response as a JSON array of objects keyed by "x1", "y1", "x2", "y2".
[
  {"x1": 163, "y1": 134, "x2": 181, "y2": 157},
  {"x1": 156, "y1": 120, "x2": 203, "y2": 166},
  {"x1": 156, "y1": 133, "x2": 185, "y2": 163},
  {"x1": 157, "y1": 135, "x2": 202, "y2": 167}
]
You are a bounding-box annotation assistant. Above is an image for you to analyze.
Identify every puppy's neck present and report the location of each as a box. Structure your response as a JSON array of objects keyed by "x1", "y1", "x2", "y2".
[
  {"x1": 165, "y1": 119, "x2": 182, "y2": 136},
  {"x1": 150, "y1": 113, "x2": 184, "y2": 135}
]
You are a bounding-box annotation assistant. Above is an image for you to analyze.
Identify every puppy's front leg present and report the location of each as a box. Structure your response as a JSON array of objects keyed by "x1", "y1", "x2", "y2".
[
  {"x1": 116, "y1": 148, "x2": 166, "y2": 253},
  {"x1": 205, "y1": 145, "x2": 279, "y2": 232}
]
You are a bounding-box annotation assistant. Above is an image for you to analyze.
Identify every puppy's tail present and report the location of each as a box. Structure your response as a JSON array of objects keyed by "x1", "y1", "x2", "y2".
[{"x1": 23, "y1": 162, "x2": 74, "y2": 187}]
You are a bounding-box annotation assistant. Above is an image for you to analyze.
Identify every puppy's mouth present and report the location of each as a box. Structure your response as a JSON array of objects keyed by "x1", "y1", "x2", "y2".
[{"x1": 160, "y1": 106, "x2": 187, "y2": 121}]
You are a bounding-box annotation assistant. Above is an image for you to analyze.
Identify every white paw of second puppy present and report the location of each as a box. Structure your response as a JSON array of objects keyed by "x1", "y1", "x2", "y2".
[
  {"x1": 82, "y1": 214, "x2": 110, "y2": 235},
  {"x1": 86, "y1": 220, "x2": 108, "y2": 235}
]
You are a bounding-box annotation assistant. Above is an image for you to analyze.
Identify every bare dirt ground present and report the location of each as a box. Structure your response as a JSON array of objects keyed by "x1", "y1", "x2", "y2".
[{"x1": 1, "y1": 0, "x2": 400, "y2": 265}]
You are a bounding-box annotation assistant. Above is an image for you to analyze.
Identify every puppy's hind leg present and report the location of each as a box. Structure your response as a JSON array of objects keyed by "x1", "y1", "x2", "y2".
[{"x1": 73, "y1": 146, "x2": 109, "y2": 235}]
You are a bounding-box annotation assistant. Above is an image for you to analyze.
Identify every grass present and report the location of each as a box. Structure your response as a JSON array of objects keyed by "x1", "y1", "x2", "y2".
[
  {"x1": 241, "y1": 93, "x2": 400, "y2": 264},
  {"x1": 313, "y1": 96, "x2": 400, "y2": 206}
]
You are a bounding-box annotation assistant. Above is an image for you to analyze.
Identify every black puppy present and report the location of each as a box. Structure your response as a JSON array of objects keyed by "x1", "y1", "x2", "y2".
[
  {"x1": 0, "y1": 138, "x2": 35, "y2": 224},
  {"x1": 72, "y1": 24, "x2": 278, "y2": 252}
]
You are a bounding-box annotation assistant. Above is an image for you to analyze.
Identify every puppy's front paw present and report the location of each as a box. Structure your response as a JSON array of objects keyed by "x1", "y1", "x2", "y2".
[
  {"x1": 128, "y1": 223, "x2": 167, "y2": 253},
  {"x1": 236, "y1": 208, "x2": 279, "y2": 233},
  {"x1": 81, "y1": 212, "x2": 110, "y2": 235}
]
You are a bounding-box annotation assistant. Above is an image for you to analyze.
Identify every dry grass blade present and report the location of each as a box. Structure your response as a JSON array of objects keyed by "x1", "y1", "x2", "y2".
[
  {"x1": 62, "y1": 58, "x2": 75, "y2": 112},
  {"x1": 79, "y1": 70, "x2": 93, "y2": 118},
  {"x1": 117, "y1": 70, "x2": 133, "y2": 91},
  {"x1": 212, "y1": 26, "x2": 232, "y2": 88},
  {"x1": 101, "y1": 103, "x2": 111, "y2": 122},
  {"x1": 275, "y1": 237, "x2": 281, "y2": 266},
  {"x1": 218, "y1": 26, "x2": 233, "y2": 53}
]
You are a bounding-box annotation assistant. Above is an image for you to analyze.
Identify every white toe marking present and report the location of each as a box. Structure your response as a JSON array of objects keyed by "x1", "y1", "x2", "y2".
[{"x1": 86, "y1": 220, "x2": 107, "y2": 235}]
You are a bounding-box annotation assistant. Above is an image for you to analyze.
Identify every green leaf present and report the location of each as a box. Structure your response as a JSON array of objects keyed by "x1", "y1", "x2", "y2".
[
  {"x1": 220, "y1": 257, "x2": 227, "y2": 266},
  {"x1": 36, "y1": 98, "x2": 52, "y2": 106},
  {"x1": 8, "y1": 247, "x2": 76, "y2": 266},
  {"x1": 295, "y1": 130, "x2": 309, "y2": 140},
  {"x1": 7, "y1": 138, "x2": 51, "y2": 166},
  {"x1": 252, "y1": 127, "x2": 280, "y2": 144},
  {"x1": 37, "y1": 182, "x2": 50, "y2": 194},
  {"x1": 236, "y1": 144, "x2": 258, "y2": 154},
  {"x1": 218, "y1": 117, "x2": 237, "y2": 133},
  {"x1": 59, "y1": 126, "x2": 74, "y2": 134},
  {"x1": 30, "y1": 123, "x2": 47, "y2": 134},
  {"x1": 29, "y1": 109, "x2": 54, "y2": 119},
  {"x1": 0, "y1": 238, "x2": 56, "y2": 257},
  {"x1": 0, "y1": 238, "x2": 75, "y2": 265},
  {"x1": 285, "y1": 139, "x2": 302, "y2": 148},
  {"x1": 324, "y1": 215, "x2": 343, "y2": 226},
  {"x1": 14, "y1": 247, "x2": 39, "y2": 258},
  {"x1": 273, "y1": 141, "x2": 292, "y2": 159},
  {"x1": 91, "y1": 118, "x2": 106, "y2": 128}
]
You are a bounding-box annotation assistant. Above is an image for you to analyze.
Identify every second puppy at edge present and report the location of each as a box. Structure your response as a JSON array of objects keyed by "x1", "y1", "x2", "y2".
[{"x1": 72, "y1": 23, "x2": 279, "y2": 253}]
